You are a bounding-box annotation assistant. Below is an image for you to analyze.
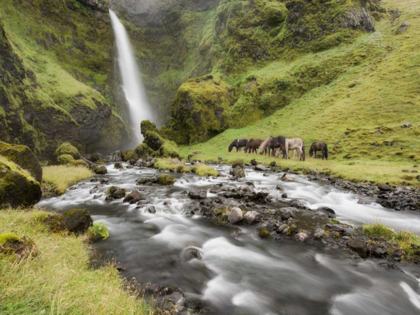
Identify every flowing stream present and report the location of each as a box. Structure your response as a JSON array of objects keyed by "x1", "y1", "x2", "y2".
[
  {"x1": 109, "y1": 10, "x2": 155, "y2": 141},
  {"x1": 38, "y1": 164, "x2": 420, "y2": 315}
]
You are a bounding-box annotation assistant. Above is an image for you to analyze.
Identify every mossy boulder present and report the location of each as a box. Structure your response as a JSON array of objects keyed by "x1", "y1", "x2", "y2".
[
  {"x1": 54, "y1": 142, "x2": 80, "y2": 160},
  {"x1": 122, "y1": 149, "x2": 138, "y2": 162},
  {"x1": 157, "y1": 174, "x2": 176, "y2": 185},
  {"x1": 106, "y1": 186, "x2": 126, "y2": 200},
  {"x1": 159, "y1": 142, "x2": 180, "y2": 158},
  {"x1": 259, "y1": 228, "x2": 272, "y2": 239},
  {"x1": 145, "y1": 131, "x2": 164, "y2": 151},
  {"x1": 87, "y1": 222, "x2": 109, "y2": 242},
  {"x1": 69, "y1": 159, "x2": 89, "y2": 168},
  {"x1": 0, "y1": 158, "x2": 42, "y2": 207},
  {"x1": 0, "y1": 141, "x2": 43, "y2": 183},
  {"x1": 62, "y1": 209, "x2": 93, "y2": 234},
  {"x1": 94, "y1": 165, "x2": 107, "y2": 175},
  {"x1": 43, "y1": 214, "x2": 67, "y2": 233},
  {"x1": 135, "y1": 143, "x2": 154, "y2": 159},
  {"x1": 0, "y1": 232, "x2": 39, "y2": 259},
  {"x1": 57, "y1": 154, "x2": 75, "y2": 165}
]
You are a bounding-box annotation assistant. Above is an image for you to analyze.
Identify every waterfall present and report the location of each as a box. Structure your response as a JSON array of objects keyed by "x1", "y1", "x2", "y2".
[{"x1": 109, "y1": 9, "x2": 155, "y2": 142}]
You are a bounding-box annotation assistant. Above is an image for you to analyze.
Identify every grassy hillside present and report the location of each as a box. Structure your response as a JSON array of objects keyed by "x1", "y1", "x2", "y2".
[{"x1": 181, "y1": 0, "x2": 420, "y2": 185}]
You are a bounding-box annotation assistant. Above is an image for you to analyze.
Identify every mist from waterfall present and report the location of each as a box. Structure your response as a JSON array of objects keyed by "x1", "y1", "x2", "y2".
[{"x1": 109, "y1": 9, "x2": 155, "y2": 142}]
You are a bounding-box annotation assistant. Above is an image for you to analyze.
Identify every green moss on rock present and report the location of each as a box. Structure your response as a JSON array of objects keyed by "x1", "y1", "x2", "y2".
[
  {"x1": 0, "y1": 232, "x2": 38, "y2": 259},
  {"x1": 157, "y1": 174, "x2": 176, "y2": 185},
  {"x1": 57, "y1": 154, "x2": 75, "y2": 165},
  {"x1": 122, "y1": 149, "x2": 138, "y2": 161},
  {"x1": 135, "y1": 143, "x2": 154, "y2": 159},
  {"x1": 258, "y1": 228, "x2": 272, "y2": 239},
  {"x1": 69, "y1": 159, "x2": 89, "y2": 168},
  {"x1": 87, "y1": 222, "x2": 109, "y2": 242},
  {"x1": 192, "y1": 164, "x2": 219, "y2": 177},
  {"x1": 0, "y1": 141, "x2": 42, "y2": 182},
  {"x1": 62, "y1": 209, "x2": 93, "y2": 234},
  {"x1": 55, "y1": 143, "x2": 80, "y2": 160}
]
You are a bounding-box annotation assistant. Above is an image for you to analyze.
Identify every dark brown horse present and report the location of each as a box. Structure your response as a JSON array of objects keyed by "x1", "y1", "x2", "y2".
[
  {"x1": 259, "y1": 136, "x2": 287, "y2": 158},
  {"x1": 244, "y1": 139, "x2": 263, "y2": 154},
  {"x1": 309, "y1": 142, "x2": 328, "y2": 160},
  {"x1": 228, "y1": 139, "x2": 248, "y2": 152}
]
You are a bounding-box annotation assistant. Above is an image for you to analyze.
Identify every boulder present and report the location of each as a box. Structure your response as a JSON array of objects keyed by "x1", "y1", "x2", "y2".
[
  {"x1": 347, "y1": 238, "x2": 367, "y2": 258},
  {"x1": 231, "y1": 166, "x2": 245, "y2": 179},
  {"x1": 189, "y1": 190, "x2": 207, "y2": 200},
  {"x1": 114, "y1": 162, "x2": 124, "y2": 169},
  {"x1": 250, "y1": 159, "x2": 257, "y2": 166},
  {"x1": 295, "y1": 231, "x2": 308, "y2": 242},
  {"x1": 0, "y1": 159, "x2": 42, "y2": 207},
  {"x1": 122, "y1": 149, "x2": 138, "y2": 162},
  {"x1": 107, "y1": 186, "x2": 126, "y2": 200},
  {"x1": 136, "y1": 177, "x2": 158, "y2": 185},
  {"x1": 147, "y1": 206, "x2": 156, "y2": 214},
  {"x1": 145, "y1": 131, "x2": 163, "y2": 151},
  {"x1": 244, "y1": 211, "x2": 261, "y2": 224},
  {"x1": 232, "y1": 161, "x2": 244, "y2": 169},
  {"x1": 123, "y1": 191, "x2": 143, "y2": 204},
  {"x1": 54, "y1": 142, "x2": 80, "y2": 160},
  {"x1": 377, "y1": 183, "x2": 392, "y2": 192},
  {"x1": 269, "y1": 161, "x2": 276, "y2": 167},
  {"x1": 183, "y1": 248, "x2": 203, "y2": 261},
  {"x1": 277, "y1": 207, "x2": 296, "y2": 220},
  {"x1": 259, "y1": 228, "x2": 272, "y2": 239},
  {"x1": 62, "y1": 209, "x2": 93, "y2": 234},
  {"x1": 0, "y1": 141, "x2": 42, "y2": 182},
  {"x1": 157, "y1": 174, "x2": 176, "y2": 185},
  {"x1": 94, "y1": 166, "x2": 107, "y2": 175},
  {"x1": 281, "y1": 173, "x2": 295, "y2": 182},
  {"x1": 402, "y1": 122, "x2": 413, "y2": 128},
  {"x1": 276, "y1": 185, "x2": 283, "y2": 191},
  {"x1": 228, "y1": 207, "x2": 243, "y2": 224},
  {"x1": 318, "y1": 207, "x2": 336, "y2": 218},
  {"x1": 108, "y1": 150, "x2": 122, "y2": 162},
  {"x1": 254, "y1": 164, "x2": 269, "y2": 171}
]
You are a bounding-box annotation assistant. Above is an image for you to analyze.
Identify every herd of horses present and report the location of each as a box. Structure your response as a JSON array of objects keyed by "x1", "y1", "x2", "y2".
[{"x1": 228, "y1": 138, "x2": 328, "y2": 161}]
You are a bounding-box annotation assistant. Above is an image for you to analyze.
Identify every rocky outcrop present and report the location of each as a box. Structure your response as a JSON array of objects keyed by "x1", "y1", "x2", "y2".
[
  {"x1": 0, "y1": 141, "x2": 42, "y2": 182},
  {"x1": 62, "y1": 209, "x2": 93, "y2": 234},
  {"x1": 341, "y1": 7, "x2": 375, "y2": 32}
]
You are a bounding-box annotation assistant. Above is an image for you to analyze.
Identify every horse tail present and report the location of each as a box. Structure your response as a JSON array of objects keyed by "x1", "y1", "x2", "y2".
[{"x1": 324, "y1": 143, "x2": 328, "y2": 160}]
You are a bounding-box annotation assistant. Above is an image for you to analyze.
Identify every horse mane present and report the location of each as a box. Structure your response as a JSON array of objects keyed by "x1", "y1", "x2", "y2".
[{"x1": 259, "y1": 137, "x2": 272, "y2": 154}]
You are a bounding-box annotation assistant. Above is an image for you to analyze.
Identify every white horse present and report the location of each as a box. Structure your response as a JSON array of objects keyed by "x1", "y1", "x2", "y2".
[
  {"x1": 259, "y1": 137, "x2": 272, "y2": 155},
  {"x1": 285, "y1": 138, "x2": 305, "y2": 161}
]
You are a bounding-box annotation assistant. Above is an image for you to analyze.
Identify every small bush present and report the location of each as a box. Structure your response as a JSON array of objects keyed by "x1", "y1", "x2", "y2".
[
  {"x1": 88, "y1": 222, "x2": 109, "y2": 242},
  {"x1": 57, "y1": 154, "x2": 75, "y2": 165},
  {"x1": 363, "y1": 223, "x2": 396, "y2": 239}
]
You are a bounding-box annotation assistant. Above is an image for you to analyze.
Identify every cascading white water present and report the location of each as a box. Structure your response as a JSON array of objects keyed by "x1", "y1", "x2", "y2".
[{"x1": 109, "y1": 9, "x2": 155, "y2": 141}]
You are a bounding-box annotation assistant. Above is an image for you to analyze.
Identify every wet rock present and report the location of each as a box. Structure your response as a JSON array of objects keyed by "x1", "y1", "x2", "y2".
[
  {"x1": 147, "y1": 206, "x2": 156, "y2": 214},
  {"x1": 115, "y1": 262, "x2": 126, "y2": 272},
  {"x1": 183, "y1": 248, "x2": 202, "y2": 261},
  {"x1": 277, "y1": 207, "x2": 296, "y2": 220},
  {"x1": 62, "y1": 209, "x2": 93, "y2": 234},
  {"x1": 114, "y1": 162, "x2": 124, "y2": 169},
  {"x1": 256, "y1": 189, "x2": 270, "y2": 200},
  {"x1": 281, "y1": 173, "x2": 295, "y2": 182},
  {"x1": 250, "y1": 159, "x2": 257, "y2": 166},
  {"x1": 107, "y1": 186, "x2": 126, "y2": 200},
  {"x1": 93, "y1": 194, "x2": 102, "y2": 199},
  {"x1": 123, "y1": 191, "x2": 143, "y2": 204},
  {"x1": 397, "y1": 22, "x2": 410, "y2": 34},
  {"x1": 231, "y1": 166, "x2": 245, "y2": 179},
  {"x1": 277, "y1": 224, "x2": 288, "y2": 234},
  {"x1": 328, "y1": 224, "x2": 346, "y2": 234},
  {"x1": 281, "y1": 193, "x2": 288, "y2": 198},
  {"x1": 157, "y1": 174, "x2": 176, "y2": 185},
  {"x1": 136, "y1": 177, "x2": 158, "y2": 185},
  {"x1": 232, "y1": 161, "x2": 244, "y2": 169},
  {"x1": 290, "y1": 200, "x2": 302, "y2": 208},
  {"x1": 189, "y1": 190, "x2": 207, "y2": 200},
  {"x1": 347, "y1": 238, "x2": 367, "y2": 258},
  {"x1": 94, "y1": 166, "x2": 107, "y2": 175},
  {"x1": 254, "y1": 164, "x2": 269, "y2": 171},
  {"x1": 99, "y1": 178, "x2": 110, "y2": 184},
  {"x1": 276, "y1": 185, "x2": 284, "y2": 191},
  {"x1": 259, "y1": 228, "x2": 272, "y2": 239},
  {"x1": 377, "y1": 183, "x2": 392, "y2": 192},
  {"x1": 244, "y1": 211, "x2": 261, "y2": 224},
  {"x1": 228, "y1": 207, "x2": 243, "y2": 224},
  {"x1": 402, "y1": 122, "x2": 413, "y2": 128},
  {"x1": 318, "y1": 207, "x2": 336, "y2": 218},
  {"x1": 108, "y1": 150, "x2": 122, "y2": 162}
]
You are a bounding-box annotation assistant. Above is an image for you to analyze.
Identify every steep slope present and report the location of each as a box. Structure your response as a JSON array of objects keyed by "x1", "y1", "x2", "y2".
[
  {"x1": 0, "y1": 0, "x2": 129, "y2": 159},
  {"x1": 183, "y1": 0, "x2": 420, "y2": 183}
]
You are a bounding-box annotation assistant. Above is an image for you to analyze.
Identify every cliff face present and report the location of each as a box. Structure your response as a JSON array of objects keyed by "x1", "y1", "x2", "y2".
[{"x1": 0, "y1": 0, "x2": 129, "y2": 159}]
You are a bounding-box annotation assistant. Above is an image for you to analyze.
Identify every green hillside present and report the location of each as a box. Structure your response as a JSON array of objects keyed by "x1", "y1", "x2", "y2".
[{"x1": 181, "y1": 0, "x2": 420, "y2": 185}]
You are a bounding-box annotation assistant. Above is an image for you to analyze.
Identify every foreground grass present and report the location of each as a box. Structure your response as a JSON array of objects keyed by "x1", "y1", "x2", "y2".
[
  {"x1": 181, "y1": 0, "x2": 420, "y2": 186},
  {"x1": 363, "y1": 223, "x2": 420, "y2": 257},
  {"x1": 43, "y1": 165, "x2": 93, "y2": 194},
  {"x1": 0, "y1": 209, "x2": 153, "y2": 314}
]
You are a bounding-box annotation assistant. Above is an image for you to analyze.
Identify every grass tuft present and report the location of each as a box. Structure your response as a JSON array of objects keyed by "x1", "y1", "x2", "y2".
[{"x1": 42, "y1": 165, "x2": 93, "y2": 195}]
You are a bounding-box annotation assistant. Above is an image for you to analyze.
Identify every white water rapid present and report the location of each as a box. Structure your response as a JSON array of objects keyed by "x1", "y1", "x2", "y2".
[{"x1": 109, "y1": 9, "x2": 155, "y2": 141}]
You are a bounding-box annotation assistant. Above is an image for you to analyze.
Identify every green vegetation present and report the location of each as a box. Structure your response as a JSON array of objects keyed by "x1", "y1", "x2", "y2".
[
  {"x1": 88, "y1": 222, "x2": 110, "y2": 242},
  {"x1": 57, "y1": 154, "x2": 75, "y2": 165},
  {"x1": 54, "y1": 142, "x2": 80, "y2": 159},
  {"x1": 192, "y1": 164, "x2": 219, "y2": 177},
  {"x1": 154, "y1": 159, "x2": 191, "y2": 173},
  {"x1": 122, "y1": 149, "x2": 138, "y2": 161},
  {"x1": 0, "y1": 208, "x2": 153, "y2": 314},
  {"x1": 363, "y1": 223, "x2": 420, "y2": 257},
  {"x1": 157, "y1": 174, "x2": 176, "y2": 185},
  {"x1": 42, "y1": 165, "x2": 93, "y2": 194},
  {"x1": 179, "y1": 0, "x2": 420, "y2": 185}
]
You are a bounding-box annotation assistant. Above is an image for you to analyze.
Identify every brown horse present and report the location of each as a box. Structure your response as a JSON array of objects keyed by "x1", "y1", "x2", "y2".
[
  {"x1": 309, "y1": 142, "x2": 328, "y2": 160},
  {"x1": 244, "y1": 139, "x2": 263, "y2": 154},
  {"x1": 259, "y1": 136, "x2": 287, "y2": 158}
]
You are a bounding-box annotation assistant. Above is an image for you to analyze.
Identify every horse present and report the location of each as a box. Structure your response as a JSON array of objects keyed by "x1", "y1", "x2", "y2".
[
  {"x1": 228, "y1": 139, "x2": 248, "y2": 152},
  {"x1": 285, "y1": 138, "x2": 305, "y2": 161},
  {"x1": 244, "y1": 139, "x2": 263, "y2": 154},
  {"x1": 309, "y1": 142, "x2": 328, "y2": 160},
  {"x1": 259, "y1": 136, "x2": 287, "y2": 158}
]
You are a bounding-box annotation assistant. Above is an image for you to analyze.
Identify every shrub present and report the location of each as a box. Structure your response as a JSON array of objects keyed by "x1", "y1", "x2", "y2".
[
  {"x1": 88, "y1": 222, "x2": 109, "y2": 242},
  {"x1": 57, "y1": 154, "x2": 75, "y2": 165}
]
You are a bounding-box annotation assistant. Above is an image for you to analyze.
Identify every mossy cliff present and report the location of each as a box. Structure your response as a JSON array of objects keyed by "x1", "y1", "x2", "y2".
[{"x1": 0, "y1": 0, "x2": 129, "y2": 159}]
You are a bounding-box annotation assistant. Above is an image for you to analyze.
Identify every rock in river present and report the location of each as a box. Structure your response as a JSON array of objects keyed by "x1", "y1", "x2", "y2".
[{"x1": 228, "y1": 207, "x2": 243, "y2": 224}]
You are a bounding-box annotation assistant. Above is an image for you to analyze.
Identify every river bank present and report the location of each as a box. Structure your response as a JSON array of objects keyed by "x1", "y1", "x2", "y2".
[{"x1": 36, "y1": 161, "x2": 420, "y2": 315}]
